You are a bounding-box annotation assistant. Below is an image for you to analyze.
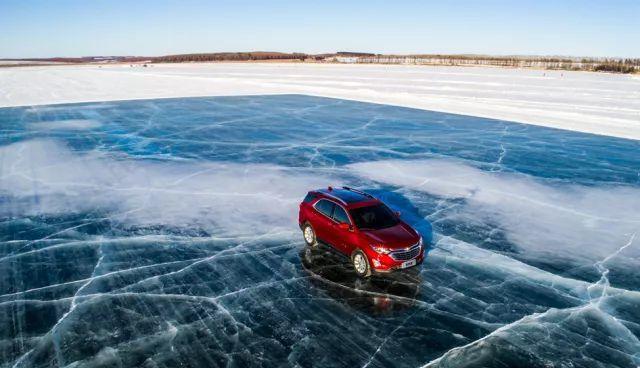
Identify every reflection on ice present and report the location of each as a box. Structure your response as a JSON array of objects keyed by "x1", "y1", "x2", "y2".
[
  {"x1": 300, "y1": 247, "x2": 422, "y2": 315},
  {"x1": 1, "y1": 95, "x2": 639, "y2": 367}
]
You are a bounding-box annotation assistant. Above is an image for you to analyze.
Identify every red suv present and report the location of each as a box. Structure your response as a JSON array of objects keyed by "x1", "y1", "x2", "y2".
[{"x1": 298, "y1": 187, "x2": 424, "y2": 277}]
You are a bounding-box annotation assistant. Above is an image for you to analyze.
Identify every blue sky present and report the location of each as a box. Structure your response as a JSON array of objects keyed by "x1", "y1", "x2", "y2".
[{"x1": 1, "y1": 0, "x2": 638, "y2": 58}]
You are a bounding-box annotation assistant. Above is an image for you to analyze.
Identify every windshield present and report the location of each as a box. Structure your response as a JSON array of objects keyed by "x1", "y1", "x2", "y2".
[{"x1": 349, "y1": 204, "x2": 399, "y2": 230}]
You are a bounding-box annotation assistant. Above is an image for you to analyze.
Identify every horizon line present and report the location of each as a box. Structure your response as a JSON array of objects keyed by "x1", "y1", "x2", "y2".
[{"x1": 3, "y1": 50, "x2": 639, "y2": 61}]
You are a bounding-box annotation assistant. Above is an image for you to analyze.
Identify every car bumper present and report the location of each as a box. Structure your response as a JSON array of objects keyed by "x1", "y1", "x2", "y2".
[{"x1": 369, "y1": 248, "x2": 424, "y2": 273}]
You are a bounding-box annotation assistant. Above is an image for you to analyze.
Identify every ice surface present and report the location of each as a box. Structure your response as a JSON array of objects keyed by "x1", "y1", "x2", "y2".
[
  {"x1": 348, "y1": 159, "x2": 640, "y2": 277},
  {"x1": 1, "y1": 95, "x2": 639, "y2": 367}
]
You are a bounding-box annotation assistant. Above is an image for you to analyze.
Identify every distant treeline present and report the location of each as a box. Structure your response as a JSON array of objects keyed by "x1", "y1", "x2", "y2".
[
  {"x1": 7, "y1": 56, "x2": 150, "y2": 63},
  {"x1": 3, "y1": 52, "x2": 638, "y2": 73},
  {"x1": 153, "y1": 52, "x2": 306, "y2": 63},
  {"x1": 591, "y1": 59, "x2": 639, "y2": 73},
  {"x1": 343, "y1": 54, "x2": 640, "y2": 73},
  {"x1": 336, "y1": 51, "x2": 376, "y2": 57}
]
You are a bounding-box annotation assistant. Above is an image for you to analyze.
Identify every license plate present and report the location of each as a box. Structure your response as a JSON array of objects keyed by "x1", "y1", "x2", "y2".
[{"x1": 401, "y1": 259, "x2": 416, "y2": 269}]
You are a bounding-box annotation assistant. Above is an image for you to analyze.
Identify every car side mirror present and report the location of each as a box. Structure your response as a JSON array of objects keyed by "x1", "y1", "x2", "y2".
[
  {"x1": 395, "y1": 211, "x2": 401, "y2": 217},
  {"x1": 338, "y1": 222, "x2": 351, "y2": 230}
]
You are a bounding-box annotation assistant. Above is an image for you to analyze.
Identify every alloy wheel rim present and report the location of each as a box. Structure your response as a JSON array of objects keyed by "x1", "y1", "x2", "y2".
[
  {"x1": 354, "y1": 254, "x2": 367, "y2": 274},
  {"x1": 304, "y1": 227, "x2": 314, "y2": 243}
]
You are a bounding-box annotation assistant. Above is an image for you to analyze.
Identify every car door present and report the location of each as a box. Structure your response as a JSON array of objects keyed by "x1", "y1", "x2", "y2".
[
  {"x1": 330, "y1": 204, "x2": 354, "y2": 253},
  {"x1": 312, "y1": 199, "x2": 336, "y2": 245}
]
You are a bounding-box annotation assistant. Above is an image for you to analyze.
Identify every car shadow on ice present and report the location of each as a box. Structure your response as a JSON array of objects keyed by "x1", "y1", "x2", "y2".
[
  {"x1": 363, "y1": 188, "x2": 434, "y2": 247},
  {"x1": 299, "y1": 247, "x2": 422, "y2": 315}
]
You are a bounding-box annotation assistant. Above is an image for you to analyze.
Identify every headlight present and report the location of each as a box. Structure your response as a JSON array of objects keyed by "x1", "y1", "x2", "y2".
[
  {"x1": 418, "y1": 236, "x2": 423, "y2": 247},
  {"x1": 370, "y1": 245, "x2": 390, "y2": 254}
]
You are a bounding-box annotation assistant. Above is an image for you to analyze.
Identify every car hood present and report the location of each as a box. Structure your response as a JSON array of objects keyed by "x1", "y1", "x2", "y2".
[{"x1": 361, "y1": 222, "x2": 419, "y2": 249}]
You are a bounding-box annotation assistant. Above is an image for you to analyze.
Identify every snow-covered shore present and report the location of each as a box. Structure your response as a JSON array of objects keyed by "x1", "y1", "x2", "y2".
[{"x1": 1, "y1": 63, "x2": 638, "y2": 140}]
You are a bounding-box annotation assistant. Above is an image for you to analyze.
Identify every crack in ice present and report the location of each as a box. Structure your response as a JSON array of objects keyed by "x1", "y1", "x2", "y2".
[{"x1": 587, "y1": 232, "x2": 637, "y2": 306}]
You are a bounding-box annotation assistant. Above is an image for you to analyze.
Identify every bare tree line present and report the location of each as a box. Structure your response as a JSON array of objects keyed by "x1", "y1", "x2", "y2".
[
  {"x1": 3, "y1": 52, "x2": 638, "y2": 73},
  {"x1": 153, "y1": 52, "x2": 306, "y2": 63},
  {"x1": 348, "y1": 55, "x2": 639, "y2": 73}
]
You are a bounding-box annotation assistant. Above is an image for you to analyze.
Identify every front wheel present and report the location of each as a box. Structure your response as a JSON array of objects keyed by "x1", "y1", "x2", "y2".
[
  {"x1": 351, "y1": 250, "x2": 371, "y2": 278},
  {"x1": 302, "y1": 223, "x2": 317, "y2": 248}
]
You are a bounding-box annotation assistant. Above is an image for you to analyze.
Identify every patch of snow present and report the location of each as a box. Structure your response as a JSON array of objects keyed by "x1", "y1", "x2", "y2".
[
  {"x1": 1, "y1": 63, "x2": 638, "y2": 140},
  {"x1": 27, "y1": 119, "x2": 102, "y2": 130}
]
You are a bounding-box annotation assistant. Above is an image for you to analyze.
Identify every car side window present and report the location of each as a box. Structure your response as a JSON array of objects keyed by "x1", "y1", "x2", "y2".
[
  {"x1": 332, "y1": 205, "x2": 351, "y2": 224},
  {"x1": 314, "y1": 199, "x2": 335, "y2": 218}
]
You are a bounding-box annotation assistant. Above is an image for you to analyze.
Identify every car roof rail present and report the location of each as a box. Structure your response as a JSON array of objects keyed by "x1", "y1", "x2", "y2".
[
  {"x1": 321, "y1": 191, "x2": 348, "y2": 205},
  {"x1": 342, "y1": 186, "x2": 374, "y2": 198}
]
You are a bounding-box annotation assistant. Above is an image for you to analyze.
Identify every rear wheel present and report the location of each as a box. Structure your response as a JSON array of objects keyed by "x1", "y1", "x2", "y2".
[
  {"x1": 351, "y1": 250, "x2": 371, "y2": 278},
  {"x1": 302, "y1": 223, "x2": 317, "y2": 248}
]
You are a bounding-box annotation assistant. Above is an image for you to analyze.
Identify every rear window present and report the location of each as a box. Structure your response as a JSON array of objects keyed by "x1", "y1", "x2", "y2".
[
  {"x1": 303, "y1": 193, "x2": 316, "y2": 203},
  {"x1": 314, "y1": 199, "x2": 335, "y2": 218}
]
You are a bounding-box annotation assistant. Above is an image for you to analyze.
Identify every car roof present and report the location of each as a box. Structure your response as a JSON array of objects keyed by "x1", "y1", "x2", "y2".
[{"x1": 312, "y1": 187, "x2": 381, "y2": 208}]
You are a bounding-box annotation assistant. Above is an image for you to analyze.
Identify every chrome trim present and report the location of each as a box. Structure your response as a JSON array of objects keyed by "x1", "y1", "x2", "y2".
[
  {"x1": 312, "y1": 199, "x2": 352, "y2": 225},
  {"x1": 389, "y1": 242, "x2": 421, "y2": 261}
]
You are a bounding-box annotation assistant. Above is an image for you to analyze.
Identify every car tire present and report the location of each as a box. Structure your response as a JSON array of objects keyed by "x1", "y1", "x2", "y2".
[
  {"x1": 351, "y1": 249, "x2": 371, "y2": 278},
  {"x1": 302, "y1": 223, "x2": 318, "y2": 248}
]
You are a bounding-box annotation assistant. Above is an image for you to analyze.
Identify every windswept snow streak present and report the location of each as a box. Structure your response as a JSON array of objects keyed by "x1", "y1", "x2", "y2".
[{"x1": 1, "y1": 95, "x2": 639, "y2": 368}]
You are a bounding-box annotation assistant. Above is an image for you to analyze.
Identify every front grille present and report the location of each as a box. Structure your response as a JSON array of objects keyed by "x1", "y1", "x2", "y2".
[{"x1": 390, "y1": 244, "x2": 421, "y2": 261}]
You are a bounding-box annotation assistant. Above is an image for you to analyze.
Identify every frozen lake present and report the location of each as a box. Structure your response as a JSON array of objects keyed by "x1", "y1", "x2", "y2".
[{"x1": 1, "y1": 95, "x2": 639, "y2": 367}]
